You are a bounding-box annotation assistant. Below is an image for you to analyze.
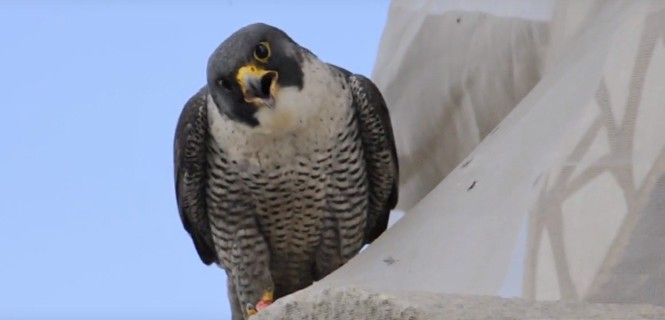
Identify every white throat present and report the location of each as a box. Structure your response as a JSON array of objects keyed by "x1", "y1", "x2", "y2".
[{"x1": 252, "y1": 57, "x2": 346, "y2": 135}]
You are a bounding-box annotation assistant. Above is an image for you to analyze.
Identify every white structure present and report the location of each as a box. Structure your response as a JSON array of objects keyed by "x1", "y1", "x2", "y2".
[{"x1": 257, "y1": 1, "x2": 665, "y2": 318}]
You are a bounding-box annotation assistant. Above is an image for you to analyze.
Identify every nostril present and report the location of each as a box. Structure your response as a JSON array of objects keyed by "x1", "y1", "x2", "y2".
[{"x1": 259, "y1": 72, "x2": 275, "y2": 98}]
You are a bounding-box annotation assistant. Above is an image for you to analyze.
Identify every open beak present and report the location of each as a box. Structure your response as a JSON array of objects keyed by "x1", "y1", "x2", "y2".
[{"x1": 236, "y1": 64, "x2": 278, "y2": 108}]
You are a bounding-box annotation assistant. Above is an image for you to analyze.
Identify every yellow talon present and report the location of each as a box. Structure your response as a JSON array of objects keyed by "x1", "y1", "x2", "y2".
[
  {"x1": 246, "y1": 303, "x2": 258, "y2": 317},
  {"x1": 246, "y1": 289, "x2": 273, "y2": 317}
]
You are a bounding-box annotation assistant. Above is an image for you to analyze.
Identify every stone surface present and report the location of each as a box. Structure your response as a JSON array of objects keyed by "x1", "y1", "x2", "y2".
[
  {"x1": 255, "y1": 287, "x2": 665, "y2": 320},
  {"x1": 373, "y1": 5, "x2": 549, "y2": 210}
]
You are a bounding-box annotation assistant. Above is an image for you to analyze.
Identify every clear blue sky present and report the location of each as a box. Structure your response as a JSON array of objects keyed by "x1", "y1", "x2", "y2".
[{"x1": 0, "y1": 1, "x2": 389, "y2": 318}]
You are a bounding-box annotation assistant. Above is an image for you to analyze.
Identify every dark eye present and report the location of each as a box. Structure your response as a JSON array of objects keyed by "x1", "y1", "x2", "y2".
[
  {"x1": 217, "y1": 78, "x2": 231, "y2": 91},
  {"x1": 253, "y1": 41, "x2": 271, "y2": 62}
]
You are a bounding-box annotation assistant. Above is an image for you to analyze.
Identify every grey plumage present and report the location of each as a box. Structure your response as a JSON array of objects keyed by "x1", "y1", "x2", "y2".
[{"x1": 174, "y1": 23, "x2": 397, "y2": 320}]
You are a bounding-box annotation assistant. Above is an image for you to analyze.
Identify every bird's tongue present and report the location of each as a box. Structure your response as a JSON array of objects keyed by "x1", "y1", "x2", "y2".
[
  {"x1": 244, "y1": 72, "x2": 277, "y2": 108},
  {"x1": 247, "y1": 77, "x2": 269, "y2": 99}
]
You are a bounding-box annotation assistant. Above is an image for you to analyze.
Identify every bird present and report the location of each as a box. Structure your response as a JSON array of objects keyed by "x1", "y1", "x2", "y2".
[{"x1": 173, "y1": 23, "x2": 398, "y2": 320}]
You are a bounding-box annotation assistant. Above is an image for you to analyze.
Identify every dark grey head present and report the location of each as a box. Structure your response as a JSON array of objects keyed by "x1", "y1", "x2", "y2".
[{"x1": 207, "y1": 23, "x2": 306, "y2": 127}]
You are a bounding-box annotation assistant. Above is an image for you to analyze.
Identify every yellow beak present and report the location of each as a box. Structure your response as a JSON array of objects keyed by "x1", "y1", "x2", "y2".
[{"x1": 236, "y1": 64, "x2": 278, "y2": 108}]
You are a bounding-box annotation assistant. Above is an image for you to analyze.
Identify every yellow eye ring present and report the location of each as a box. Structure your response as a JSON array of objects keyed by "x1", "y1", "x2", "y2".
[{"x1": 253, "y1": 41, "x2": 271, "y2": 62}]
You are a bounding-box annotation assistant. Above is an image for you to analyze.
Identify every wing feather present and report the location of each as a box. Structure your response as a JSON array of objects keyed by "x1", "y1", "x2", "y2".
[
  {"x1": 174, "y1": 87, "x2": 217, "y2": 265},
  {"x1": 348, "y1": 74, "x2": 399, "y2": 243}
]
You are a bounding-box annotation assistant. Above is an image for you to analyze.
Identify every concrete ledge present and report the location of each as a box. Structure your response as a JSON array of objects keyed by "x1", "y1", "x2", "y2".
[{"x1": 255, "y1": 287, "x2": 665, "y2": 319}]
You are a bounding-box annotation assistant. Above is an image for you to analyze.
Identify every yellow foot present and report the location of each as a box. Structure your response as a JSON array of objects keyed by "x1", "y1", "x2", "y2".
[
  {"x1": 246, "y1": 289, "x2": 274, "y2": 317},
  {"x1": 256, "y1": 289, "x2": 273, "y2": 311}
]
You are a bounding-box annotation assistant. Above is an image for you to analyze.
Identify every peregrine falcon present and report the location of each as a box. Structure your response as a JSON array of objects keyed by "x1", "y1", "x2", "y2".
[{"x1": 174, "y1": 23, "x2": 398, "y2": 319}]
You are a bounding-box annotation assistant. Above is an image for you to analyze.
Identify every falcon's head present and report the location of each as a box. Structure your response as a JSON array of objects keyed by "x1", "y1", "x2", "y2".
[{"x1": 207, "y1": 23, "x2": 309, "y2": 129}]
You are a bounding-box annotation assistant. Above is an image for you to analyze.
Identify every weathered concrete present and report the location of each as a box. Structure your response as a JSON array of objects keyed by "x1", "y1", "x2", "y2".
[{"x1": 255, "y1": 287, "x2": 665, "y2": 320}]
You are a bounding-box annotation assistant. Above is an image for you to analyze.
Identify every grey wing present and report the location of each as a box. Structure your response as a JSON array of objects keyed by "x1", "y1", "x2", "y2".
[
  {"x1": 349, "y1": 74, "x2": 399, "y2": 244},
  {"x1": 174, "y1": 86, "x2": 217, "y2": 265}
]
